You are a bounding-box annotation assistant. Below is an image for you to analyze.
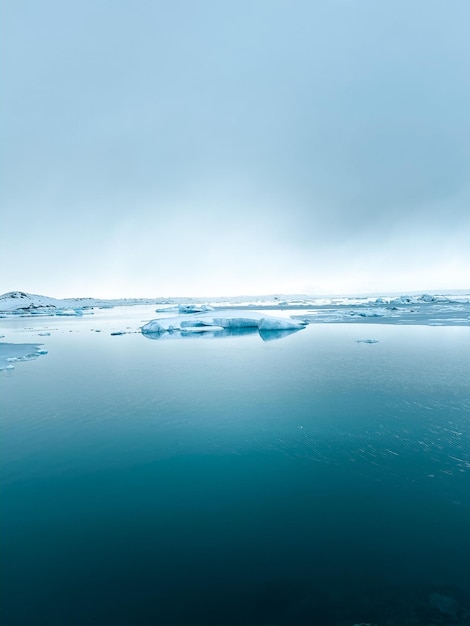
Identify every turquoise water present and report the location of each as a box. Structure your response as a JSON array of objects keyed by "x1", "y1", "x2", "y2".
[{"x1": 1, "y1": 316, "x2": 470, "y2": 625}]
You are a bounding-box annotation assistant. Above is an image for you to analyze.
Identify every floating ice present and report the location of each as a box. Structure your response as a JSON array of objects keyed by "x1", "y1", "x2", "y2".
[
  {"x1": 356, "y1": 339, "x2": 379, "y2": 344},
  {"x1": 0, "y1": 343, "x2": 48, "y2": 370},
  {"x1": 140, "y1": 320, "x2": 166, "y2": 333},
  {"x1": 178, "y1": 304, "x2": 214, "y2": 314},
  {"x1": 141, "y1": 310, "x2": 307, "y2": 340},
  {"x1": 347, "y1": 308, "x2": 387, "y2": 318}
]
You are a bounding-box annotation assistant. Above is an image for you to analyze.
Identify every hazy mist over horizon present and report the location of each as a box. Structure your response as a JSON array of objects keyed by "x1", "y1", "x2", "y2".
[{"x1": 1, "y1": 0, "x2": 469, "y2": 298}]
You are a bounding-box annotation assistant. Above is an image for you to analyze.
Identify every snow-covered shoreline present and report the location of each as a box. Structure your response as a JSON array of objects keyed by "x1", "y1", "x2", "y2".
[
  {"x1": 1, "y1": 290, "x2": 469, "y2": 331},
  {"x1": 1, "y1": 290, "x2": 470, "y2": 316}
]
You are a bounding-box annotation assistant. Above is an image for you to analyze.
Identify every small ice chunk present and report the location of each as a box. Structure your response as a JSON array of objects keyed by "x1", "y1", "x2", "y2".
[
  {"x1": 178, "y1": 304, "x2": 214, "y2": 314},
  {"x1": 110, "y1": 331, "x2": 127, "y2": 336},
  {"x1": 356, "y1": 339, "x2": 379, "y2": 344},
  {"x1": 419, "y1": 293, "x2": 436, "y2": 303},
  {"x1": 38, "y1": 332, "x2": 51, "y2": 336},
  {"x1": 141, "y1": 320, "x2": 166, "y2": 334},
  {"x1": 349, "y1": 309, "x2": 387, "y2": 318}
]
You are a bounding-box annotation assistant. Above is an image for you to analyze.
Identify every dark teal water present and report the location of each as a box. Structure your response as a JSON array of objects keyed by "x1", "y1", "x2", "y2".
[{"x1": 1, "y1": 322, "x2": 470, "y2": 625}]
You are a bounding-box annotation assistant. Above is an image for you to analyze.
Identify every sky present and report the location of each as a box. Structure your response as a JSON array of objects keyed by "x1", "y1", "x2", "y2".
[{"x1": 1, "y1": 0, "x2": 469, "y2": 298}]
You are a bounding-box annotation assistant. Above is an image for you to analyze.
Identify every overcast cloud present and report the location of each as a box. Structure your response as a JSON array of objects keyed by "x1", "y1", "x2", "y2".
[{"x1": 1, "y1": 0, "x2": 469, "y2": 297}]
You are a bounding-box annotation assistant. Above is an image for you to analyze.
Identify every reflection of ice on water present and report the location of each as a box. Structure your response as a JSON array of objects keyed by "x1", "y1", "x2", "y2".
[{"x1": 141, "y1": 326, "x2": 304, "y2": 341}]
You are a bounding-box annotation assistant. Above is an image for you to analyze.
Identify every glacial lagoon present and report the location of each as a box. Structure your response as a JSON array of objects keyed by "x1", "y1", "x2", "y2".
[{"x1": 1, "y1": 304, "x2": 470, "y2": 625}]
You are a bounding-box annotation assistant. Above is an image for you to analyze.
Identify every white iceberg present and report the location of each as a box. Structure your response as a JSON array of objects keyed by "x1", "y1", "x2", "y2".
[{"x1": 141, "y1": 310, "x2": 307, "y2": 339}]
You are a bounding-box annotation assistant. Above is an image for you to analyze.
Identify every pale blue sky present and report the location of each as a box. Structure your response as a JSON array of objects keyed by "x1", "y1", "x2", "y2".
[{"x1": 1, "y1": 0, "x2": 469, "y2": 297}]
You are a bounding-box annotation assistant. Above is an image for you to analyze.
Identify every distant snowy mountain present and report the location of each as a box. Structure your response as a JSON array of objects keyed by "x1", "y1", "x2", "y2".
[
  {"x1": 0, "y1": 291, "x2": 167, "y2": 313},
  {"x1": 0, "y1": 291, "x2": 110, "y2": 313},
  {"x1": 0, "y1": 291, "x2": 69, "y2": 312}
]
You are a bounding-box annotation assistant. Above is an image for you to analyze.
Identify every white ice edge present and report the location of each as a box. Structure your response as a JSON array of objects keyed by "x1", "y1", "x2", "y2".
[{"x1": 0, "y1": 343, "x2": 48, "y2": 370}]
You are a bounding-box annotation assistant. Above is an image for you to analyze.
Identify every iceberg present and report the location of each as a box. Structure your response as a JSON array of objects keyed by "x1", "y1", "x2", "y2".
[{"x1": 141, "y1": 310, "x2": 307, "y2": 340}]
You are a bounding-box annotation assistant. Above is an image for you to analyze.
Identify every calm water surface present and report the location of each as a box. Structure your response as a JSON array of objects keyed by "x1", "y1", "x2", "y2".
[{"x1": 1, "y1": 310, "x2": 470, "y2": 625}]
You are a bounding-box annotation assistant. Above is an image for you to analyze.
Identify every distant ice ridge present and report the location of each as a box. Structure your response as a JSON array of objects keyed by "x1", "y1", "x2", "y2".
[
  {"x1": 0, "y1": 342, "x2": 48, "y2": 370},
  {"x1": 141, "y1": 310, "x2": 307, "y2": 339},
  {"x1": 0, "y1": 291, "x2": 158, "y2": 315},
  {"x1": 1, "y1": 290, "x2": 469, "y2": 327}
]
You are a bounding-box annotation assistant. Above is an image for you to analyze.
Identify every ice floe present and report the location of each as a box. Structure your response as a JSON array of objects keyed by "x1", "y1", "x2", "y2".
[{"x1": 0, "y1": 343, "x2": 48, "y2": 370}]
